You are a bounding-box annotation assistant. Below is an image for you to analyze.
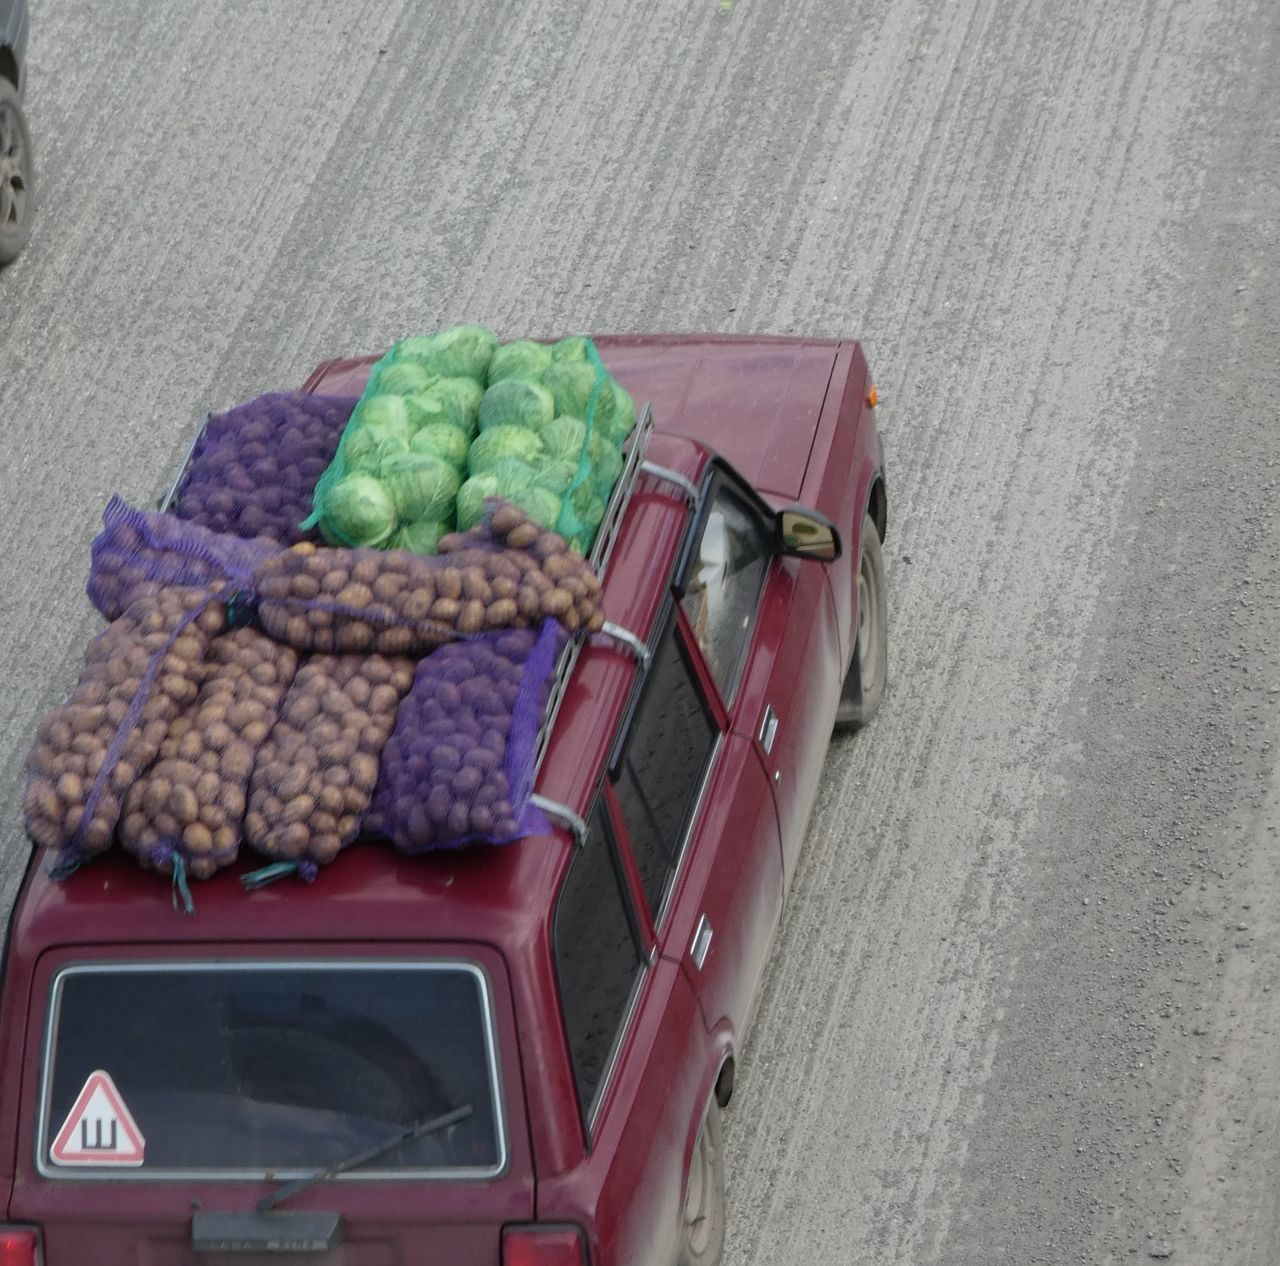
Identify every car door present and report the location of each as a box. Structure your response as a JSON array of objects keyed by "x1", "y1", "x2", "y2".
[
  {"x1": 548, "y1": 795, "x2": 707, "y2": 1266},
  {"x1": 605, "y1": 598, "x2": 784, "y2": 1046},
  {"x1": 679, "y1": 468, "x2": 843, "y2": 889}
]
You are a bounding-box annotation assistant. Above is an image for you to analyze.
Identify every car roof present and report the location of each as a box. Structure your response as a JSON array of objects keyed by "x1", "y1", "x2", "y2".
[
  {"x1": 301, "y1": 334, "x2": 842, "y2": 500},
  {"x1": 11, "y1": 430, "x2": 709, "y2": 955}
]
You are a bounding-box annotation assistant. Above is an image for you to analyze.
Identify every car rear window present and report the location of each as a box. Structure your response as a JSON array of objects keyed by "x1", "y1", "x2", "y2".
[{"x1": 39, "y1": 961, "x2": 505, "y2": 1178}]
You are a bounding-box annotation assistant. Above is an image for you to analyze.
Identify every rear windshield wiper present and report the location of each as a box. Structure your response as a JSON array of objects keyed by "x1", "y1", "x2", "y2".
[{"x1": 256, "y1": 1103, "x2": 473, "y2": 1213}]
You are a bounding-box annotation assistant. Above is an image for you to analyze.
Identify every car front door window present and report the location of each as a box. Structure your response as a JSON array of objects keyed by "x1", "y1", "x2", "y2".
[{"x1": 680, "y1": 485, "x2": 772, "y2": 705}]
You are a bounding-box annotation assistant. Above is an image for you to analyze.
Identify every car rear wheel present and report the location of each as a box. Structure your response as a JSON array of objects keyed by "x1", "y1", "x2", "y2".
[
  {"x1": 0, "y1": 79, "x2": 34, "y2": 266},
  {"x1": 678, "y1": 1097, "x2": 726, "y2": 1265},
  {"x1": 834, "y1": 513, "x2": 887, "y2": 732}
]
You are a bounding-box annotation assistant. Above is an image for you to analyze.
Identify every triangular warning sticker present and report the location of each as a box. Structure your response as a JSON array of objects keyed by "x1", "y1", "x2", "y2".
[{"x1": 50, "y1": 1070, "x2": 146, "y2": 1167}]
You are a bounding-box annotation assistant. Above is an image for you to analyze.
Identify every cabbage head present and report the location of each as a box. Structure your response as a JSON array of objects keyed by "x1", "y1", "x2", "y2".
[
  {"x1": 512, "y1": 484, "x2": 563, "y2": 530},
  {"x1": 532, "y1": 459, "x2": 579, "y2": 494},
  {"x1": 375, "y1": 360, "x2": 437, "y2": 396},
  {"x1": 354, "y1": 393, "x2": 412, "y2": 433},
  {"x1": 389, "y1": 519, "x2": 450, "y2": 555},
  {"x1": 433, "y1": 376, "x2": 484, "y2": 434},
  {"x1": 478, "y1": 379, "x2": 555, "y2": 432},
  {"x1": 586, "y1": 430, "x2": 624, "y2": 491},
  {"x1": 402, "y1": 390, "x2": 452, "y2": 433},
  {"x1": 467, "y1": 425, "x2": 546, "y2": 475},
  {"x1": 610, "y1": 380, "x2": 637, "y2": 438},
  {"x1": 488, "y1": 339, "x2": 552, "y2": 386},
  {"x1": 390, "y1": 334, "x2": 438, "y2": 365},
  {"x1": 411, "y1": 422, "x2": 470, "y2": 471},
  {"x1": 323, "y1": 474, "x2": 398, "y2": 547},
  {"x1": 539, "y1": 415, "x2": 588, "y2": 464},
  {"x1": 381, "y1": 452, "x2": 461, "y2": 523},
  {"x1": 544, "y1": 358, "x2": 616, "y2": 432},
  {"x1": 484, "y1": 459, "x2": 563, "y2": 530},
  {"x1": 341, "y1": 411, "x2": 412, "y2": 474},
  {"x1": 566, "y1": 479, "x2": 606, "y2": 530},
  {"x1": 422, "y1": 324, "x2": 498, "y2": 382},
  {"x1": 550, "y1": 336, "x2": 590, "y2": 363},
  {"x1": 456, "y1": 473, "x2": 501, "y2": 530}
]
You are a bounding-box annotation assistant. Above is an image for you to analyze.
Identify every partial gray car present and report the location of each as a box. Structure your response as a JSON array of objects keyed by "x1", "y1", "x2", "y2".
[{"x1": 0, "y1": 0, "x2": 31, "y2": 265}]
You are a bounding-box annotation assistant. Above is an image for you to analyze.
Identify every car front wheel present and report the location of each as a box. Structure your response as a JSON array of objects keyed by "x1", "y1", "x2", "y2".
[
  {"x1": 834, "y1": 512, "x2": 887, "y2": 732},
  {"x1": 678, "y1": 1097, "x2": 726, "y2": 1265},
  {"x1": 0, "y1": 78, "x2": 35, "y2": 266}
]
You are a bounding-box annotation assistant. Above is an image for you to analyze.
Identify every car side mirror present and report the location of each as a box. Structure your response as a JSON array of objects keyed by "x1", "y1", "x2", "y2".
[{"x1": 776, "y1": 506, "x2": 841, "y2": 562}]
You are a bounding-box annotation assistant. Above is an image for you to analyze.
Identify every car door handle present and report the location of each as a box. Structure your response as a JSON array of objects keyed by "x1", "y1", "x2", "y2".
[
  {"x1": 758, "y1": 704, "x2": 779, "y2": 755},
  {"x1": 690, "y1": 915, "x2": 714, "y2": 970}
]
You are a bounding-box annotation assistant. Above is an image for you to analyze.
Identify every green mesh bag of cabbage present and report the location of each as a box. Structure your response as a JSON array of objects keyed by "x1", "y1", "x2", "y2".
[
  {"x1": 304, "y1": 328, "x2": 636, "y2": 557},
  {"x1": 301, "y1": 324, "x2": 495, "y2": 551},
  {"x1": 459, "y1": 335, "x2": 635, "y2": 553}
]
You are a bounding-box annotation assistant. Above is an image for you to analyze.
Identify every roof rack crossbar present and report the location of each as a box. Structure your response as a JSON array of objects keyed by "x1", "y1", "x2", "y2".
[
  {"x1": 528, "y1": 795, "x2": 588, "y2": 848},
  {"x1": 595, "y1": 621, "x2": 650, "y2": 668}
]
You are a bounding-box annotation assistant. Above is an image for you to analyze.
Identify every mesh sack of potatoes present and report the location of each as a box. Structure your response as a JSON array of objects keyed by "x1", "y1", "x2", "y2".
[
  {"x1": 24, "y1": 588, "x2": 228, "y2": 873},
  {"x1": 438, "y1": 499, "x2": 604, "y2": 634},
  {"x1": 252, "y1": 500, "x2": 603, "y2": 657},
  {"x1": 118, "y1": 627, "x2": 300, "y2": 887},
  {"x1": 365, "y1": 618, "x2": 563, "y2": 854},
  {"x1": 87, "y1": 496, "x2": 279, "y2": 621},
  {"x1": 242, "y1": 653, "x2": 416, "y2": 883},
  {"x1": 172, "y1": 393, "x2": 356, "y2": 547}
]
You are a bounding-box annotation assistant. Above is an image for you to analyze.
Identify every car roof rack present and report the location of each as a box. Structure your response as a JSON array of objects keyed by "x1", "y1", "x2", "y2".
[{"x1": 157, "y1": 397, "x2": 675, "y2": 800}]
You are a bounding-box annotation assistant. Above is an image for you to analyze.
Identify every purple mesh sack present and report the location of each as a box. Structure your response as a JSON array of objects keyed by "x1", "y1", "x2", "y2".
[
  {"x1": 24, "y1": 588, "x2": 228, "y2": 877},
  {"x1": 88, "y1": 497, "x2": 279, "y2": 621},
  {"x1": 172, "y1": 393, "x2": 356, "y2": 547},
  {"x1": 366, "y1": 618, "x2": 563, "y2": 853},
  {"x1": 241, "y1": 653, "x2": 416, "y2": 885},
  {"x1": 252, "y1": 500, "x2": 603, "y2": 657},
  {"x1": 119, "y1": 627, "x2": 299, "y2": 892}
]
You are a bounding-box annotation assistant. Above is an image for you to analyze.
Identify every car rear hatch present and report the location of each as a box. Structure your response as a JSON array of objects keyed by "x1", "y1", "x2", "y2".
[{"x1": 8, "y1": 943, "x2": 533, "y2": 1266}]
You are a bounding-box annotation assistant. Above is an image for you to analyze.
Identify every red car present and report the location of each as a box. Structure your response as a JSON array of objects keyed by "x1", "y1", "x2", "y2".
[{"x1": 0, "y1": 334, "x2": 887, "y2": 1266}]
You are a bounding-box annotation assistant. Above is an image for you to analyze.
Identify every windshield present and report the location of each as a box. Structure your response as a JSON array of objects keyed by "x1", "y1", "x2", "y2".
[{"x1": 39, "y1": 961, "x2": 505, "y2": 1179}]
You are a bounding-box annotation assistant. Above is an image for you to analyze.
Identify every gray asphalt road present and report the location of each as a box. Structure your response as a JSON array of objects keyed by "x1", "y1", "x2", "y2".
[{"x1": 2, "y1": 1, "x2": 1277, "y2": 1262}]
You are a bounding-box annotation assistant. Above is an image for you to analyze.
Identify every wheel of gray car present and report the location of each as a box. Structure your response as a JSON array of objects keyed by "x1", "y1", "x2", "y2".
[
  {"x1": 677, "y1": 1097, "x2": 726, "y2": 1266},
  {"x1": 834, "y1": 513, "x2": 887, "y2": 732},
  {"x1": 0, "y1": 78, "x2": 34, "y2": 266}
]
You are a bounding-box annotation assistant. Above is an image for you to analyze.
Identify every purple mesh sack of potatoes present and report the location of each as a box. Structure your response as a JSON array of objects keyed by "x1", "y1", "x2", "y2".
[
  {"x1": 87, "y1": 496, "x2": 279, "y2": 621},
  {"x1": 23, "y1": 588, "x2": 229, "y2": 874},
  {"x1": 252, "y1": 500, "x2": 603, "y2": 657},
  {"x1": 366, "y1": 618, "x2": 562, "y2": 853},
  {"x1": 243, "y1": 652, "x2": 416, "y2": 880},
  {"x1": 119, "y1": 627, "x2": 299, "y2": 883},
  {"x1": 172, "y1": 393, "x2": 357, "y2": 547}
]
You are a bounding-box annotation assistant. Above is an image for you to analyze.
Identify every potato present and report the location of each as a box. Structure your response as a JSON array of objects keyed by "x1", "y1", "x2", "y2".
[
  {"x1": 436, "y1": 568, "x2": 463, "y2": 601},
  {"x1": 540, "y1": 589, "x2": 573, "y2": 617},
  {"x1": 505, "y1": 521, "x2": 539, "y2": 550},
  {"x1": 458, "y1": 600, "x2": 486, "y2": 635}
]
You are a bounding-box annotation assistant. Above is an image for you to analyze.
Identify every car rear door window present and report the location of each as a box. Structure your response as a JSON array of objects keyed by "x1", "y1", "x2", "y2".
[
  {"x1": 554, "y1": 801, "x2": 646, "y2": 1123},
  {"x1": 611, "y1": 620, "x2": 718, "y2": 921},
  {"x1": 680, "y1": 484, "x2": 773, "y2": 705}
]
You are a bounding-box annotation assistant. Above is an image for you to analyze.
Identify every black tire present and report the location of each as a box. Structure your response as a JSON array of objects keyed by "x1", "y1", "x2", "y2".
[
  {"x1": 834, "y1": 513, "x2": 887, "y2": 732},
  {"x1": 677, "y1": 1097, "x2": 726, "y2": 1266},
  {"x1": 0, "y1": 78, "x2": 35, "y2": 266}
]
